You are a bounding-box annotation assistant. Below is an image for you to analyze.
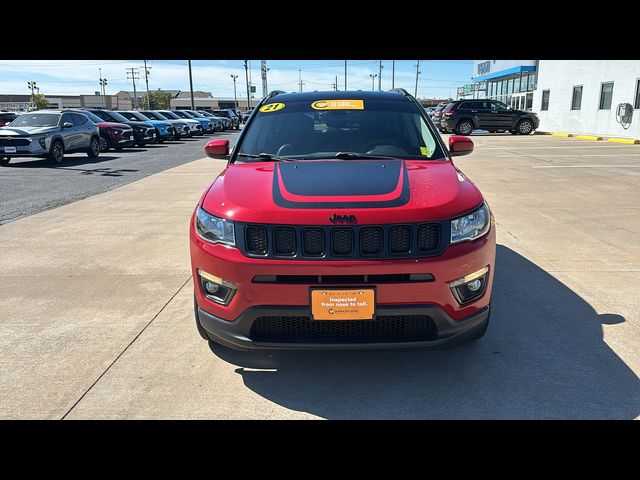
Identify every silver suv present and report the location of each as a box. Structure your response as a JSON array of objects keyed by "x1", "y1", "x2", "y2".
[{"x1": 0, "y1": 110, "x2": 100, "y2": 165}]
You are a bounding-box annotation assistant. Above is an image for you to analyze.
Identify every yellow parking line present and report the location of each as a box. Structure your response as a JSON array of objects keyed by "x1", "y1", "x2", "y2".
[
  {"x1": 576, "y1": 135, "x2": 603, "y2": 141},
  {"x1": 552, "y1": 133, "x2": 574, "y2": 137},
  {"x1": 607, "y1": 138, "x2": 640, "y2": 145}
]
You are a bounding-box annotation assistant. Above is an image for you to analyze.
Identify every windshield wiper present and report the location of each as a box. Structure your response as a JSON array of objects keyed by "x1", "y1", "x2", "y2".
[
  {"x1": 236, "y1": 152, "x2": 294, "y2": 162},
  {"x1": 334, "y1": 152, "x2": 403, "y2": 160}
]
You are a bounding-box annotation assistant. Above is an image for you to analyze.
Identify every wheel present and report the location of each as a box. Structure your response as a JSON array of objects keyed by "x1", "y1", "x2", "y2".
[
  {"x1": 48, "y1": 140, "x2": 65, "y2": 164},
  {"x1": 0, "y1": 157, "x2": 9, "y2": 166},
  {"x1": 155, "y1": 129, "x2": 163, "y2": 143},
  {"x1": 470, "y1": 311, "x2": 490, "y2": 340},
  {"x1": 99, "y1": 135, "x2": 109, "y2": 152},
  {"x1": 516, "y1": 119, "x2": 534, "y2": 135},
  {"x1": 455, "y1": 120, "x2": 474, "y2": 136},
  {"x1": 194, "y1": 294, "x2": 210, "y2": 341},
  {"x1": 86, "y1": 136, "x2": 100, "y2": 158}
]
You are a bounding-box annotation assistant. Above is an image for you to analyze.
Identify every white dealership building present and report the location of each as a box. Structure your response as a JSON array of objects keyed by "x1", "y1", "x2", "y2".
[{"x1": 532, "y1": 60, "x2": 640, "y2": 139}]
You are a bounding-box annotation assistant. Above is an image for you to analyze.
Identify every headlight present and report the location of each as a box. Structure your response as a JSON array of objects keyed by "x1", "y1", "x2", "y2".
[
  {"x1": 450, "y1": 203, "x2": 490, "y2": 244},
  {"x1": 112, "y1": 129, "x2": 122, "y2": 135},
  {"x1": 195, "y1": 206, "x2": 235, "y2": 246}
]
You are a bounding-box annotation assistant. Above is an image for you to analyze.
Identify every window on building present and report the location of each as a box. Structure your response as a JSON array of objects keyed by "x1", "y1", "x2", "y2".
[
  {"x1": 507, "y1": 78, "x2": 513, "y2": 94},
  {"x1": 528, "y1": 73, "x2": 536, "y2": 92},
  {"x1": 599, "y1": 82, "x2": 614, "y2": 110},
  {"x1": 541, "y1": 90, "x2": 550, "y2": 111},
  {"x1": 571, "y1": 86, "x2": 583, "y2": 110},
  {"x1": 634, "y1": 79, "x2": 640, "y2": 109},
  {"x1": 513, "y1": 75, "x2": 520, "y2": 93}
]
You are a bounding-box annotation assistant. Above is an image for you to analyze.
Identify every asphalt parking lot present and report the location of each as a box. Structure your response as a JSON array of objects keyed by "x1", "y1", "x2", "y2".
[
  {"x1": 1, "y1": 133, "x2": 639, "y2": 419},
  {"x1": 0, "y1": 131, "x2": 239, "y2": 225}
]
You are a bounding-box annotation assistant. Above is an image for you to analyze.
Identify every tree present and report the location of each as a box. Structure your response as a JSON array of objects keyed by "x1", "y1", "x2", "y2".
[
  {"x1": 139, "y1": 90, "x2": 173, "y2": 110},
  {"x1": 31, "y1": 93, "x2": 49, "y2": 110}
]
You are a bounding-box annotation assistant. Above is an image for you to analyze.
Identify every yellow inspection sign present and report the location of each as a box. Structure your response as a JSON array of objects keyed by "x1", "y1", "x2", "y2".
[{"x1": 311, "y1": 100, "x2": 364, "y2": 110}]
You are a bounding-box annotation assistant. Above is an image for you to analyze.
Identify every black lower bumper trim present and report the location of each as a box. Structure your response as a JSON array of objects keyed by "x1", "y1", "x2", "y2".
[{"x1": 197, "y1": 303, "x2": 490, "y2": 351}]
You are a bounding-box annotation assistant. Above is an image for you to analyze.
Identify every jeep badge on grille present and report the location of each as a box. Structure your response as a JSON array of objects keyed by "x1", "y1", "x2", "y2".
[{"x1": 329, "y1": 214, "x2": 357, "y2": 224}]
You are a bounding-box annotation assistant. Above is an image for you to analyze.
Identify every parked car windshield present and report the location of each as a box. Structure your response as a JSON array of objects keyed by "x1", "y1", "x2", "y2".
[
  {"x1": 92, "y1": 110, "x2": 131, "y2": 123},
  {"x1": 141, "y1": 111, "x2": 165, "y2": 120},
  {"x1": 158, "y1": 111, "x2": 180, "y2": 119},
  {"x1": 172, "y1": 111, "x2": 192, "y2": 118},
  {"x1": 75, "y1": 110, "x2": 105, "y2": 123},
  {"x1": 212, "y1": 110, "x2": 230, "y2": 117},
  {"x1": 117, "y1": 111, "x2": 149, "y2": 121},
  {"x1": 236, "y1": 98, "x2": 444, "y2": 161},
  {"x1": 9, "y1": 113, "x2": 60, "y2": 127},
  {"x1": 187, "y1": 111, "x2": 205, "y2": 118}
]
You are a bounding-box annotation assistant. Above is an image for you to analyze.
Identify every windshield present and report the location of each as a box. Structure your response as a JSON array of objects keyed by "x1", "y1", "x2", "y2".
[
  {"x1": 117, "y1": 111, "x2": 148, "y2": 121},
  {"x1": 212, "y1": 111, "x2": 229, "y2": 117},
  {"x1": 92, "y1": 110, "x2": 130, "y2": 123},
  {"x1": 76, "y1": 110, "x2": 104, "y2": 123},
  {"x1": 199, "y1": 111, "x2": 214, "y2": 117},
  {"x1": 187, "y1": 111, "x2": 204, "y2": 118},
  {"x1": 172, "y1": 111, "x2": 192, "y2": 118},
  {"x1": 158, "y1": 110, "x2": 179, "y2": 119},
  {"x1": 235, "y1": 98, "x2": 444, "y2": 161},
  {"x1": 143, "y1": 111, "x2": 167, "y2": 120},
  {"x1": 9, "y1": 113, "x2": 60, "y2": 127}
]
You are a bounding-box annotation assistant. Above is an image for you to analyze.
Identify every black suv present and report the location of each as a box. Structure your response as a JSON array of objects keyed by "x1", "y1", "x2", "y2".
[
  {"x1": 440, "y1": 100, "x2": 539, "y2": 135},
  {"x1": 207, "y1": 109, "x2": 240, "y2": 130}
]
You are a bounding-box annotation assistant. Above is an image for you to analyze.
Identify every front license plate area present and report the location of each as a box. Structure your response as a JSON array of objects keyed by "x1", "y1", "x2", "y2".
[
  {"x1": 310, "y1": 288, "x2": 375, "y2": 321},
  {"x1": 4, "y1": 146, "x2": 17, "y2": 153}
]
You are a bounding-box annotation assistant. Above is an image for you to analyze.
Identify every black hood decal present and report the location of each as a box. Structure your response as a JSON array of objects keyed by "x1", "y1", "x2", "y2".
[{"x1": 272, "y1": 160, "x2": 410, "y2": 209}]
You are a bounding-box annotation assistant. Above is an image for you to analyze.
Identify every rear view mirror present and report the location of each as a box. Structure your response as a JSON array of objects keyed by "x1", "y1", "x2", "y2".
[
  {"x1": 449, "y1": 135, "x2": 474, "y2": 157},
  {"x1": 62, "y1": 122, "x2": 73, "y2": 129},
  {"x1": 205, "y1": 139, "x2": 230, "y2": 159}
]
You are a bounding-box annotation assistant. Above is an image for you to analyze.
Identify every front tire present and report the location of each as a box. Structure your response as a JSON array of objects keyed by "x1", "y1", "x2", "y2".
[
  {"x1": 99, "y1": 135, "x2": 109, "y2": 152},
  {"x1": 517, "y1": 119, "x2": 534, "y2": 135},
  {"x1": 455, "y1": 120, "x2": 474, "y2": 136},
  {"x1": 86, "y1": 136, "x2": 100, "y2": 158},
  {"x1": 48, "y1": 140, "x2": 65, "y2": 164}
]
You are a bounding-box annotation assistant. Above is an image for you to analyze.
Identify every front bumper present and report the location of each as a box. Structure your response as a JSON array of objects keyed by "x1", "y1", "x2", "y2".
[
  {"x1": 198, "y1": 303, "x2": 490, "y2": 351},
  {"x1": 191, "y1": 219, "x2": 496, "y2": 349}
]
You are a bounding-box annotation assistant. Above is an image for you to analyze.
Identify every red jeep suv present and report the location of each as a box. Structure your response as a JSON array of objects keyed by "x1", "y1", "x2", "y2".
[{"x1": 190, "y1": 89, "x2": 496, "y2": 350}]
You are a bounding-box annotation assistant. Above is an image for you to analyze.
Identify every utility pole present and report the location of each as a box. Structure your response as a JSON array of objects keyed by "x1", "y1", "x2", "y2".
[
  {"x1": 392, "y1": 60, "x2": 395, "y2": 89},
  {"x1": 414, "y1": 60, "x2": 421, "y2": 98},
  {"x1": 231, "y1": 74, "x2": 238, "y2": 109},
  {"x1": 260, "y1": 60, "x2": 268, "y2": 97},
  {"x1": 378, "y1": 60, "x2": 383, "y2": 90},
  {"x1": 369, "y1": 74, "x2": 377, "y2": 90},
  {"x1": 99, "y1": 69, "x2": 108, "y2": 109},
  {"x1": 244, "y1": 61, "x2": 250, "y2": 109},
  {"x1": 248, "y1": 61, "x2": 252, "y2": 100},
  {"x1": 143, "y1": 60, "x2": 152, "y2": 109},
  {"x1": 188, "y1": 60, "x2": 195, "y2": 110},
  {"x1": 344, "y1": 60, "x2": 347, "y2": 90},
  {"x1": 298, "y1": 69, "x2": 305, "y2": 92},
  {"x1": 335, "y1": 75, "x2": 338, "y2": 91},
  {"x1": 126, "y1": 68, "x2": 140, "y2": 109}
]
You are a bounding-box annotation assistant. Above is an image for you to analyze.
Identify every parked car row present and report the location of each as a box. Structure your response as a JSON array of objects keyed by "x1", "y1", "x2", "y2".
[
  {"x1": 0, "y1": 107, "x2": 234, "y2": 165},
  {"x1": 429, "y1": 100, "x2": 539, "y2": 135}
]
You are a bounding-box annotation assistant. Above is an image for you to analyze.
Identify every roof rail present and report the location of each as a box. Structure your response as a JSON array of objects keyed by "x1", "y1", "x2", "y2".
[
  {"x1": 266, "y1": 90, "x2": 286, "y2": 100},
  {"x1": 388, "y1": 88, "x2": 411, "y2": 97}
]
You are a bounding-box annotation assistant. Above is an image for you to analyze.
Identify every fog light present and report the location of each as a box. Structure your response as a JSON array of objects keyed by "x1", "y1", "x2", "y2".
[
  {"x1": 198, "y1": 269, "x2": 237, "y2": 305},
  {"x1": 450, "y1": 267, "x2": 489, "y2": 305},
  {"x1": 467, "y1": 279, "x2": 482, "y2": 292}
]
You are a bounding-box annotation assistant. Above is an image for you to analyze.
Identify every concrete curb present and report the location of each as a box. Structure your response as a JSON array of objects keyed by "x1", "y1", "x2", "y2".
[
  {"x1": 608, "y1": 138, "x2": 640, "y2": 145},
  {"x1": 534, "y1": 131, "x2": 552, "y2": 135},
  {"x1": 552, "y1": 133, "x2": 574, "y2": 137},
  {"x1": 576, "y1": 135, "x2": 603, "y2": 141}
]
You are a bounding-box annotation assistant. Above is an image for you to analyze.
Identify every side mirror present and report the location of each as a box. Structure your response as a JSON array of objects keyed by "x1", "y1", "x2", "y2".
[
  {"x1": 62, "y1": 122, "x2": 73, "y2": 129},
  {"x1": 449, "y1": 135, "x2": 474, "y2": 157},
  {"x1": 205, "y1": 139, "x2": 229, "y2": 159}
]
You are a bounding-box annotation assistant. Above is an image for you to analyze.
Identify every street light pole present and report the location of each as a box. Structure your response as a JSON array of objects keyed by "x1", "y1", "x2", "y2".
[
  {"x1": 99, "y1": 69, "x2": 108, "y2": 109},
  {"x1": 369, "y1": 74, "x2": 377, "y2": 90},
  {"x1": 143, "y1": 60, "x2": 152, "y2": 109},
  {"x1": 344, "y1": 60, "x2": 347, "y2": 90},
  {"x1": 414, "y1": 60, "x2": 421, "y2": 98},
  {"x1": 188, "y1": 60, "x2": 195, "y2": 110},
  {"x1": 244, "y1": 61, "x2": 250, "y2": 109},
  {"x1": 231, "y1": 74, "x2": 238, "y2": 109},
  {"x1": 392, "y1": 60, "x2": 395, "y2": 89},
  {"x1": 378, "y1": 60, "x2": 383, "y2": 91}
]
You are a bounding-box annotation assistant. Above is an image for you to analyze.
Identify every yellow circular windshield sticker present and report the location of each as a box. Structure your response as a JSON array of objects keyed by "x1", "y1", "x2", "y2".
[
  {"x1": 259, "y1": 102, "x2": 285, "y2": 112},
  {"x1": 311, "y1": 99, "x2": 364, "y2": 110}
]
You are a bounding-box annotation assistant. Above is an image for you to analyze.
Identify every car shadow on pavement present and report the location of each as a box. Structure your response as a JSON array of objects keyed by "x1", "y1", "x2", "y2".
[{"x1": 209, "y1": 245, "x2": 640, "y2": 419}]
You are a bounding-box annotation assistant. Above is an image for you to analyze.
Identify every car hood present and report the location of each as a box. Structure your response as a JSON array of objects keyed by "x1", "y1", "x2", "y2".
[
  {"x1": 97, "y1": 122, "x2": 131, "y2": 129},
  {"x1": 201, "y1": 159, "x2": 483, "y2": 224},
  {"x1": 124, "y1": 121, "x2": 154, "y2": 128},
  {"x1": 0, "y1": 125, "x2": 58, "y2": 136},
  {"x1": 143, "y1": 120, "x2": 172, "y2": 127}
]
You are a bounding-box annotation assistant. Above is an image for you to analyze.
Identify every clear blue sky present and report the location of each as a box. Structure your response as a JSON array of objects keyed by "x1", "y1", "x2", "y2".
[{"x1": 0, "y1": 60, "x2": 474, "y2": 100}]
